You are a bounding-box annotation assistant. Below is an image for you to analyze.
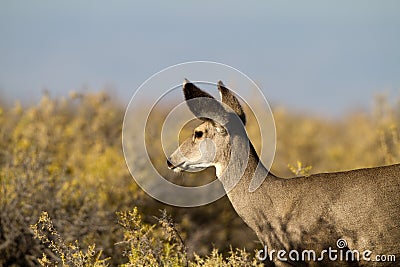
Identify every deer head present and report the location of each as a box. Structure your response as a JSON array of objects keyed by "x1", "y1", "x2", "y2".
[{"x1": 167, "y1": 80, "x2": 250, "y2": 185}]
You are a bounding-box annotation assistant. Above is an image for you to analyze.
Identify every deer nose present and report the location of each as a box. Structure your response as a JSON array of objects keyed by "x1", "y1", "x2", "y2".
[{"x1": 166, "y1": 158, "x2": 174, "y2": 169}]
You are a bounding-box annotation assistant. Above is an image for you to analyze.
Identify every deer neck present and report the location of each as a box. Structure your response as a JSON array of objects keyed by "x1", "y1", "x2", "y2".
[
  {"x1": 215, "y1": 133, "x2": 279, "y2": 241},
  {"x1": 215, "y1": 132, "x2": 273, "y2": 196}
]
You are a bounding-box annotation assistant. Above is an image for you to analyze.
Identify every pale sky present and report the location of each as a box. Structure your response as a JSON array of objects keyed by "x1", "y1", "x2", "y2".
[{"x1": 1, "y1": 1, "x2": 399, "y2": 116}]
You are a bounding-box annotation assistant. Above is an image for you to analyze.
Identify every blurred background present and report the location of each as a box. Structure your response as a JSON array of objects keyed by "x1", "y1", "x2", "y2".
[
  {"x1": 1, "y1": 1, "x2": 400, "y2": 266},
  {"x1": 1, "y1": 0, "x2": 399, "y2": 116}
]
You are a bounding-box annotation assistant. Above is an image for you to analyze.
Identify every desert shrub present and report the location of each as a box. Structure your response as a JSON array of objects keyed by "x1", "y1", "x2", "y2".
[
  {"x1": 30, "y1": 207, "x2": 262, "y2": 267},
  {"x1": 271, "y1": 94, "x2": 400, "y2": 176},
  {"x1": 30, "y1": 211, "x2": 109, "y2": 267},
  {"x1": 116, "y1": 208, "x2": 187, "y2": 267},
  {"x1": 0, "y1": 92, "x2": 139, "y2": 266},
  {"x1": 190, "y1": 248, "x2": 263, "y2": 267}
]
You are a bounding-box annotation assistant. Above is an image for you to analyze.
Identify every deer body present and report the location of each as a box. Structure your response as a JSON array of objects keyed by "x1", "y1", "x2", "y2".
[
  {"x1": 226, "y1": 150, "x2": 400, "y2": 265},
  {"x1": 167, "y1": 80, "x2": 400, "y2": 266}
]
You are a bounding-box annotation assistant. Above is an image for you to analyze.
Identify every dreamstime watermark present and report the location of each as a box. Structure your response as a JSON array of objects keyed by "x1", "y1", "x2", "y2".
[
  {"x1": 122, "y1": 61, "x2": 276, "y2": 207},
  {"x1": 256, "y1": 239, "x2": 396, "y2": 263}
]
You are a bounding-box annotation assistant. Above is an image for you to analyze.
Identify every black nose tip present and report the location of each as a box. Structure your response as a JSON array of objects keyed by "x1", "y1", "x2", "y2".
[{"x1": 166, "y1": 159, "x2": 174, "y2": 169}]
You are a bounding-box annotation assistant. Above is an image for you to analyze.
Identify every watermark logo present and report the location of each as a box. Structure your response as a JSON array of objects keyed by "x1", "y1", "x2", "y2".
[
  {"x1": 256, "y1": 238, "x2": 396, "y2": 263},
  {"x1": 336, "y1": 238, "x2": 347, "y2": 249},
  {"x1": 122, "y1": 61, "x2": 276, "y2": 207}
]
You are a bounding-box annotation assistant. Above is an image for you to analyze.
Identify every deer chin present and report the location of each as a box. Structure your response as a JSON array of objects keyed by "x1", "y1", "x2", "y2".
[
  {"x1": 181, "y1": 162, "x2": 212, "y2": 172},
  {"x1": 167, "y1": 160, "x2": 212, "y2": 172}
]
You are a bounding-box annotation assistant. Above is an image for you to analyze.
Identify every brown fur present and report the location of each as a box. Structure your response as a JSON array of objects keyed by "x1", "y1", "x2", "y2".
[{"x1": 168, "y1": 80, "x2": 400, "y2": 266}]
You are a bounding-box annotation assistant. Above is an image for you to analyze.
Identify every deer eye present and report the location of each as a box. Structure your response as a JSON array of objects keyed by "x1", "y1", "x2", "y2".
[{"x1": 194, "y1": 131, "x2": 203, "y2": 139}]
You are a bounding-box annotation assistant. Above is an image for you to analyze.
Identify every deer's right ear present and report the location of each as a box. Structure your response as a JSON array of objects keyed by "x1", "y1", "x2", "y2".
[{"x1": 183, "y1": 79, "x2": 229, "y2": 124}]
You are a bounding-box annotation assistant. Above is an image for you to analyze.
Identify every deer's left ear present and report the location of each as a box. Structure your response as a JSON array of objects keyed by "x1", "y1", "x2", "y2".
[
  {"x1": 218, "y1": 81, "x2": 246, "y2": 125},
  {"x1": 183, "y1": 79, "x2": 229, "y2": 124}
]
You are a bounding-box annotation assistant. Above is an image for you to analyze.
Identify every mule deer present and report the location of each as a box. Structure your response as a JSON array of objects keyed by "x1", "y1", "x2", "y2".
[{"x1": 167, "y1": 80, "x2": 400, "y2": 266}]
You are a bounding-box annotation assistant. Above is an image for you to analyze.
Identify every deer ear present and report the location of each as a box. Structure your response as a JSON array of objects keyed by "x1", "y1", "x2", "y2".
[
  {"x1": 183, "y1": 78, "x2": 214, "y2": 100},
  {"x1": 217, "y1": 81, "x2": 246, "y2": 125},
  {"x1": 183, "y1": 79, "x2": 229, "y2": 124}
]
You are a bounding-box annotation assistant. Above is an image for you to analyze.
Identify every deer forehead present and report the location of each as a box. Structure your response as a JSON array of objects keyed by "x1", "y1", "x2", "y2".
[
  {"x1": 194, "y1": 125, "x2": 206, "y2": 132},
  {"x1": 194, "y1": 124, "x2": 227, "y2": 140},
  {"x1": 194, "y1": 122, "x2": 212, "y2": 132}
]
